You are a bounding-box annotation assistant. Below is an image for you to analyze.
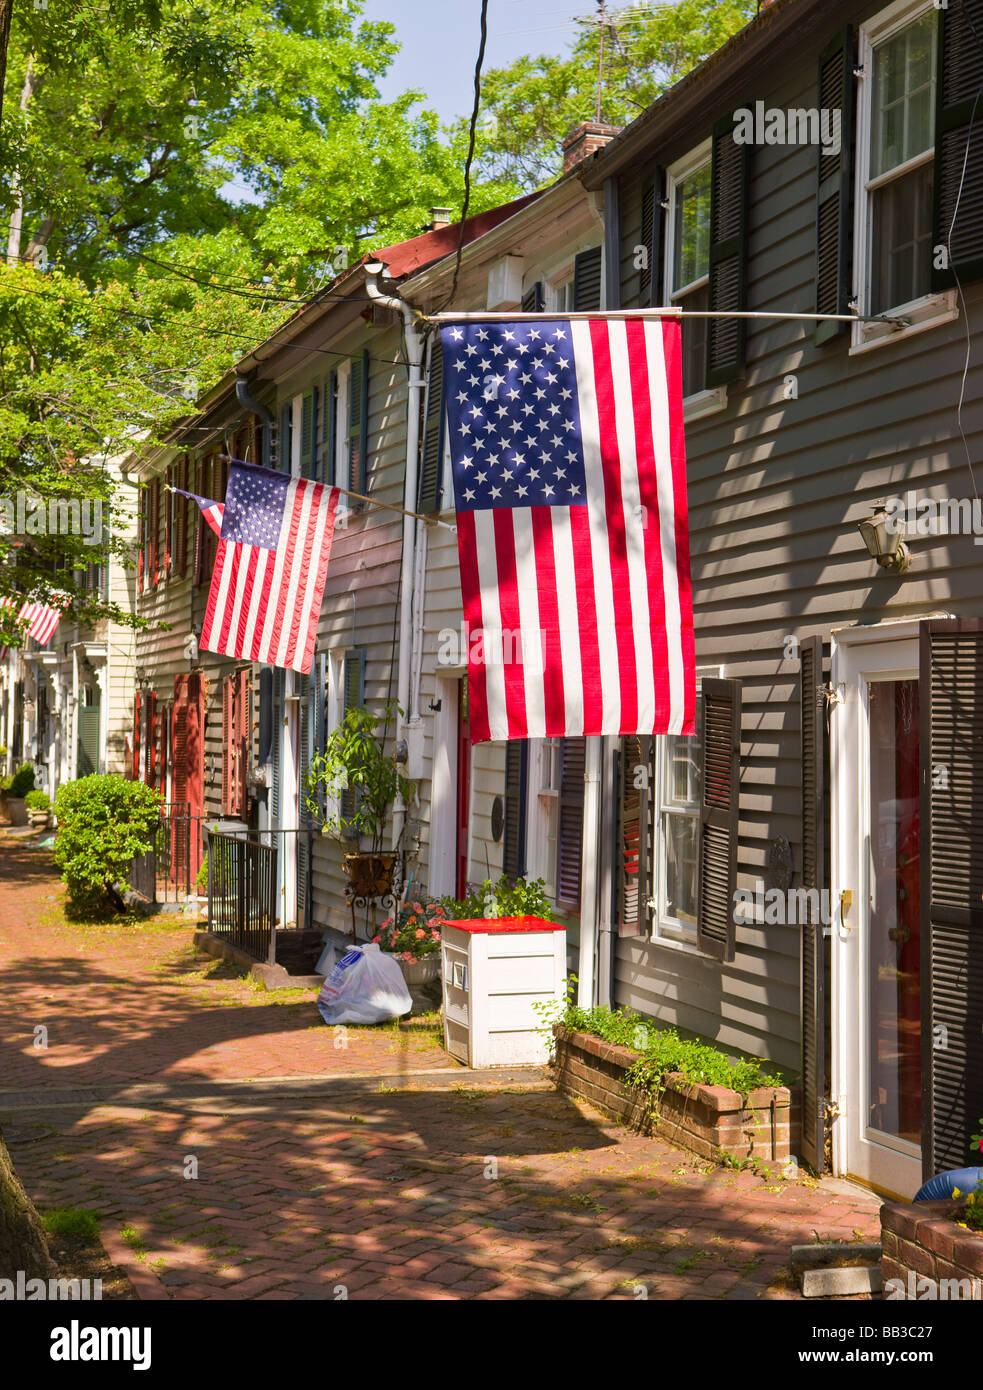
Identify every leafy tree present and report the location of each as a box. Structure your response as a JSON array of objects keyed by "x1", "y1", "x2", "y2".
[{"x1": 475, "y1": 0, "x2": 758, "y2": 189}]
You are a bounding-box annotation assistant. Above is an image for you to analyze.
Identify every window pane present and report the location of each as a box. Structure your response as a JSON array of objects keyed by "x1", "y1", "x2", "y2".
[
  {"x1": 664, "y1": 813, "x2": 699, "y2": 925},
  {"x1": 678, "y1": 282, "x2": 708, "y2": 398},
  {"x1": 673, "y1": 163, "x2": 711, "y2": 291},
  {"x1": 663, "y1": 698, "x2": 703, "y2": 807},
  {"x1": 871, "y1": 161, "x2": 934, "y2": 312},
  {"x1": 871, "y1": 12, "x2": 937, "y2": 178}
]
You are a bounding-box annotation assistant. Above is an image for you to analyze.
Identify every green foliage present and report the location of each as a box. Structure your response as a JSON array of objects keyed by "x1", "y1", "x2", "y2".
[
  {"x1": 305, "y1": 702, "x2": 414, "y2": 853},
  {"x1": 539, "y1": 980, "x2": 782, "y2": 1117},
  {"x1": 476, "y1": 0, "x2": 757, "y2": 188},
  {"x1": 5, "y1": 761, "x2": 36, "y2": 797},
  {"x1": 52, "y1": 774, "x2": 160, "y2": 911},
  {"x1": 41, "y1": 1206, "x2": 100, "y2": 1238},
  {"x1": 196, "y1": 853, "x2": 209, "y2": 892},
  {"x1": 24, "y1": 788, "x2": 50, "y2": 810},
  {"x1": 441, "y1": 874, "x2": 556, "y2": 922},
  {"x1": 376, "y1": 899, "x2": 446, "y2": 960}
]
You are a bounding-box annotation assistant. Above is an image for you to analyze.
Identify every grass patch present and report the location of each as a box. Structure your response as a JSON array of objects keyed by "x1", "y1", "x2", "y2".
[{"x1": 42, "y1": 1208, "x2": 99, "y2": 1239}]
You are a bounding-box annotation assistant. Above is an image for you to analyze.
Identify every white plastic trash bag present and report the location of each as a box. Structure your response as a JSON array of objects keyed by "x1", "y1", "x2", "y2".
[
  {"x1": 316, "y1": 942, "x2": 412, "y2": 1025},
  {"x1": 315, "y1": 939, "x2": 336, "y2": 977}
]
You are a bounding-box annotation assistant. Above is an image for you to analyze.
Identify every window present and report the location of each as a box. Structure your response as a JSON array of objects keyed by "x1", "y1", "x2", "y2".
[
  {"x1": 868, "y1": 8, "x2": 936, "y2": 313},
  {"x1": 655, "y1": 698, "x2": 704, "y2": 943},
  {"x1": 528, "y1": 736, "x2": 585, "y2": 908},
  {"x1": 666, "y1": 144, "x2": 712, "y2": 399},
  {"x1": 856, "y1": 1, "x2": 955, "y2": 348}
]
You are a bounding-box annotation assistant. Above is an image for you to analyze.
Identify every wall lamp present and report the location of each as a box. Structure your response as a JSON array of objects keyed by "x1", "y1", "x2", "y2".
[{"x1": 857, "y1": 508, "x2": 910, "y2": 574}]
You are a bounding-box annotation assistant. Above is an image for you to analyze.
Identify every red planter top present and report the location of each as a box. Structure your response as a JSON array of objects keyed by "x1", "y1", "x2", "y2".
[{"x1": 444, "y1": 915, "x2": 566, "y2": 935}]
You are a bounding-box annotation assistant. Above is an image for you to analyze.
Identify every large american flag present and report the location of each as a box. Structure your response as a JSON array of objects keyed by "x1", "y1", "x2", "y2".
[
  {"x1": 199, "y1": 463, "x2": 340, "y2": 674},
  {"x1": 440, "y1": 316, "x2": 694, "y2": 743}
]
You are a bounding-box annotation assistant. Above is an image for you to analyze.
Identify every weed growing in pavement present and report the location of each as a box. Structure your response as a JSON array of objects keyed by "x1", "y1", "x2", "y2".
[{"x1": 42, "y1": 1208, "x2": 99, "y2": 1239}]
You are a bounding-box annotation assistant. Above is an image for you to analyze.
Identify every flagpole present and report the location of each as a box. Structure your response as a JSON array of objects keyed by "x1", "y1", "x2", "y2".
[
  {"x1": 423, "y1": 307, "x2": 912, "y2": 327},
  {"x1": 192, "y1": 460, "x2": 459, "y2": 532}
]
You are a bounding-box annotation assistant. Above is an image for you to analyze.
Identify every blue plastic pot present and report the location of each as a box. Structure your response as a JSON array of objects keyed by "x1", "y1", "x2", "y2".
[{"x1": 913, "y1": 1167, "x2": 983, "y2": 1202}]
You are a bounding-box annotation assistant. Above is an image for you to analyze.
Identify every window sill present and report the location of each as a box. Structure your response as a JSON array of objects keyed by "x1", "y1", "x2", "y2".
[
  {"x1": 683, "y1": 385, "x2": 728, "y2": 423},
  {"x1": 647, "y1": 929, "x2": 717, "y2": 962},
  {"x1": 849, "y1": 291, "x2": 958, "y2": 355}
]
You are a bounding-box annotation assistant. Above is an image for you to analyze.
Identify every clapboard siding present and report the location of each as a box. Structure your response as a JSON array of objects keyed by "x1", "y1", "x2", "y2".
[{"x1": 610, "y1": 10, "x2": 983, "y2": 1069}]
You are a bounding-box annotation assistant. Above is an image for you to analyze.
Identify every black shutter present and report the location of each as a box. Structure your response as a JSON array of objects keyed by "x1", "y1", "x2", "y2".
[
  {"x1": 617, "y1": 735, "x2": 651, "y2": 937},
  {"x1": 348, "y1": 351, "x2": 369, "y2": 503},
  {"x1": 640, "y1": 167, "x2": 666, "y2": 307},
  {"x1": 573, "y1": 247, "x2": 603, "y2": 311},
  {"x1": 557, "y1": 736, "x2": 587, "y2": 905},
  {"x1": 696, "y1": 677, "x2": 741, "y2": 961},
  {"x1": 502, "y1": 741, "x2": 528, "y2": 879},
  {"x1": 800, "y1": 635, "x2": 828, "y2": 1172},
  {"x1": 417, "y1": 335, "x2": 445, "y2": 512},
  {"x1": 933, "y1": 0, "x2": 983, "y2": 290},
  {"x1": 707, "y1": 115, "x2": 750, "y2": 386},
  {"x1": 604, "y1": 176, "x2": 621, "y2": 311},
  {"x1": 919, "y1": 619, "x2": 983, "y2": 1178},
  {"x1": 521, "y1": 282, "x2": 544, "y2": 313},
  {"x1": 300, "y1": 391, "x2": 314, "y2": 479},
  {"x1": 815, "y1": 28, "x2": 857, "y2": 344}
]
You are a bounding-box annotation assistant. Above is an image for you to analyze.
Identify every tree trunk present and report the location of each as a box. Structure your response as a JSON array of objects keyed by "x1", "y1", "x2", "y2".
[
  {"x1": 6, "y1": 59, "x2": 37, "y2": 265},
  {"x1": 0, "y1": 1124, "x2": 55, "y2": 1281},
  {"x1": 0, "y1": 0, "x2": 13, "y2": 130}
]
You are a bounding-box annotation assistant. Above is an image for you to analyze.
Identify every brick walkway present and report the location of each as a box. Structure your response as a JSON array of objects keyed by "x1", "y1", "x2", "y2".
[{"x1": 0, "y1": 840, "x2": 882, "y2": 1300}]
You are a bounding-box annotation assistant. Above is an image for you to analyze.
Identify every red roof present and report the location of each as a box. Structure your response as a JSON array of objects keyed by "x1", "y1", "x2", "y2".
[{"x1": 371, "y1": 190, "x2": 546, "y2": 280}]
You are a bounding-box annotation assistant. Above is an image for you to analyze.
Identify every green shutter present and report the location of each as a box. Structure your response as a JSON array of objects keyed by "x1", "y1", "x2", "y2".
[
  {"x1": 707, "y1": 114, "x2": 750, "y2": 386},
  {"x1": 340, "y1": 650, "x2": 365, "y2": 823},
  {"x1": 324, "y1": 372, "x2": 337, "y2": 485},
  {"x1": 278, "y1": 403, "x2": 291, "y2": 473},
  {"x1": 933, "y1": 0, "x2": 983, "y2": 290},
  {"x1": 696, "y1": 678, "x2": 741, "y2": 961},
  {"x1": 348, "y1": 351, "x2": 369, "y2": 503},
  {"x1": 573, "y1": 247, "x2": 602, "y2": 311},
  {"x1": 815, "y1": 28, "x2": 857, "y2": 344},
  {"x1": 300, "y1": 391, "x2": 314, "y2": 480},
  {"x1": 417, "y1": 335, "x2": 445, "y2": 513}
]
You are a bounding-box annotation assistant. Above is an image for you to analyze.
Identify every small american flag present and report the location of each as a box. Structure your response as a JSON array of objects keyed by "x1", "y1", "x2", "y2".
[
  {"x1": 0, "y1": 594, "x2": 67, "y2": 657},
  {"x1": 199, "y1": 462, "x2": 340, "y2": 674},
  {"x1": 175, "y1": 487, "x2": 224, "y2": 537},
  {"x1": 440, "y1": 316, "x2": 694, "y2": 743}
]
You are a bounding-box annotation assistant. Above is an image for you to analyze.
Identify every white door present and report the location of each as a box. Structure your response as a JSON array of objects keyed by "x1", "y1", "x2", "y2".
[
  {"x1": 281, "y1": 692, "x2": 300, "y2": 926},
  {"x1": 831, "y1": 627, "x2": 923, "y2": 1199}
]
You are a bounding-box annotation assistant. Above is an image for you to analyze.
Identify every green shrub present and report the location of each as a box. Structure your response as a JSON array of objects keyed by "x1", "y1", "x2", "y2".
[
  {"x1": 7, "y1": 762, "x2": 36, "y2": 797},
  {"x1": 197, "y1": 854, "x2": 209, "y2": 892},
  {"x1": 25, "y1": 789, "x2": 50, "y2": 811},
  {"x1": 53, "y1": 775, "x2": 161, "y2": 912},
  {"x1": 441, "y1": 874, "x2": 556, "y2": 922}
]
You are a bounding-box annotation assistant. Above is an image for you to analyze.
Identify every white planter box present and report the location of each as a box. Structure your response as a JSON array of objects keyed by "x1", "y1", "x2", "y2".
[{"x1": 441, "y1": 916, "x2": 567, "y2": 1068}]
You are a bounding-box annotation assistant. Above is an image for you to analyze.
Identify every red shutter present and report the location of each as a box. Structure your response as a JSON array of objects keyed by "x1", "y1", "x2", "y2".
[
  {"x1": 132, "y1": 692, "x2": 142, "y2": 779},
  {"x1": 177, "y1": 454, "x2": 189, "y2": 573},
  {"x1": 222, "y1": 674, "x2": 232, "y2": 814},
  {"x1": 147, "y1": 692, "x2": 158, "y2": 788},
  {"x1": 163, "y1": 465, "x2": 173, "y2": 577},
  {"x1": 159, "y1": 701, "x2": 168, "y2": 805},
  {"x1": 137, "y1": 494, "x2": 145, "y2": 596},
  {"x1": 237, "y1": 668, "x2": 251, "y2": 817}
]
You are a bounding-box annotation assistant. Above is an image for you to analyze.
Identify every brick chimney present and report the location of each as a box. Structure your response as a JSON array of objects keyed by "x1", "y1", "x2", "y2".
[
  {"x1": 562, "y1": 121, "x2": 621, "y2": 173},
  {"x1": 429, "y1": 207, "x2": 453, "y2": 230}
]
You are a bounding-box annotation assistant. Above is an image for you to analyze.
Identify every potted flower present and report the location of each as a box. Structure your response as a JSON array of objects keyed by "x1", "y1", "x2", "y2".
[
  {"x1": 306, "y1": 702, "x2": 415, "y2": 899},
  {"x1": 24, "y1": 789, "x2": 51, "y2": 829},
  {"x1": 2, "y1": 762, "x2": 36, "y2": 827},
  {"x1": 376, "y1": 900, "x2": 446, "y2": 988}
]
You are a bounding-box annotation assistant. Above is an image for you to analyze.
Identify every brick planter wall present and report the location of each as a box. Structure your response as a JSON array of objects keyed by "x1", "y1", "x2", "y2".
[
  {"x1": 551, "y1": 1026, "x2": 791, "y2": 1163},
  {"x1": 881, "y1": 1201, "x2": 983, "y2": 1299}
]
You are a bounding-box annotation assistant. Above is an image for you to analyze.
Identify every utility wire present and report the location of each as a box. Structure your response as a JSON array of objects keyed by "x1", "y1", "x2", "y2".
[{"x1": 437, "y1": 0, "x2": 489, "y2": 313}]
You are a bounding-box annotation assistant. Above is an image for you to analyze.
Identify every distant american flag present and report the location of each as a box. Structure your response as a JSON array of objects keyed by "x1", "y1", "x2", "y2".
[
  {"x1": 199, "y1": 462, "x2": 340, "y2": 673},
  {"x1": 0, "y1": 594, "x2": 67, "y2": 658},
  {"x1": 175, "y1": 487, "x2": 224, "y2": 538},
  {"x1": 441, "y1": 316, "x2": 694, "y2": 743}
]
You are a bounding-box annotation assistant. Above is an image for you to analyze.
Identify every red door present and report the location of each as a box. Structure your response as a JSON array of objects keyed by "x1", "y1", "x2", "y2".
[
  {"x1": 456, "y1": 677, "x2": 471, "y2": 899},
  {"x1": 171, "y1": 673, "x2": 205, "y2": 882}
]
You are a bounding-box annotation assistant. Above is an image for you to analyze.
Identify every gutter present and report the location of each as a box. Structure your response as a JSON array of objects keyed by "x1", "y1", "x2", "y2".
[
  {"x1": 235, "y1": 377, "x2": 275, "y2": 468},
  {"x1": 363, "y1": 260, "x2": 426, "y2": 850}
]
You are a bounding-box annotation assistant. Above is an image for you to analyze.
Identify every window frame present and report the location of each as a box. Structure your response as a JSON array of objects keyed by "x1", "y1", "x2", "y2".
[
  {"x1": 649, "y1": 670, "x2": 719, "y2": 952},
  {"x1": 664, "y1": 140, "x2": 728, "y2": 420},
  {"x1": 334, "y1": 360, "x2": 352, "y2": 520},
  {"x1": 852, "y1": 0, "x2": 957, "y2": 352}
]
